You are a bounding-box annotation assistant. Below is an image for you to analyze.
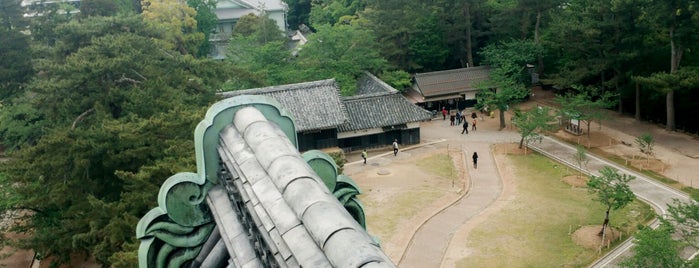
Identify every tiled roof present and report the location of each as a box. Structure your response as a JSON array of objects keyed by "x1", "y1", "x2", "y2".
[
  {"x1": 218, "y1": 79, "x2": 348, "y2": 132},
  {"x1": 356, "y1": 72, "x2": 397, "y2": 95},
  {"x1": 339, "y1": 74, "x2": 432, "y2": 132},
  {"x1": 414, "y1": 66, "x2": 491, "y2": 97}
]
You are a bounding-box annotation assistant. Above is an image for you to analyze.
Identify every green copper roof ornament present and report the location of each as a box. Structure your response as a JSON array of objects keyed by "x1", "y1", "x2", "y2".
[{"x1": 136, "y1": 95, "x2": 370, "y2": 267}]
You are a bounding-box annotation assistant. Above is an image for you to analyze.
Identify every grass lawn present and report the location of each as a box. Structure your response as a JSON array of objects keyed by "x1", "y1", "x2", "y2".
[{"x1": 457, "y1": 152, "x2": 655, "y2": 268}]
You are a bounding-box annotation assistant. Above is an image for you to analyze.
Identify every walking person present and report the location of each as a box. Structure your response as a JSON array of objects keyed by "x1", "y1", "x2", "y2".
[
  {"x1": 461, "y1": 120, "x2": 469, "y2": 134},
  {"x1": 450, "y1": 114, "x2": 455, "y2": 126},
  {"x1": 472, "y1": 152, "x2": 478, "y2": 169},
  {"x1": 472, "y1": 118, "x2": 477, "y2": 131},
  {"x1": 361, "y1": 149, "x2": 368, "y2": 164},
  {"x1": 392, "y1": 139, "x2": 399, "y2": 156},
  {"x1": 442, "y1": 107, "x2": 447, "y2": 120},
  {"x1": 456, "y1": 111, "x2": 462, "y2": 124}
]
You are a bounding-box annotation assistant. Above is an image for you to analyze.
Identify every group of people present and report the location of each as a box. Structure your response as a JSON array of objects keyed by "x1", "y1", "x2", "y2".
[{"x1": 359, "y1": 108, "x2": 482, "y2": 169}]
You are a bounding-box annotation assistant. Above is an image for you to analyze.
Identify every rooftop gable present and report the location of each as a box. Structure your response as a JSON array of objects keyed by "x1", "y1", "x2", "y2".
[{"x1": 339, "y1": 73, "x2": 432, "y2": 132}]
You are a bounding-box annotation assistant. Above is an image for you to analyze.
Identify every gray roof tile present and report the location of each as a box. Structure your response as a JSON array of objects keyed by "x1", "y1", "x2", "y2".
[
  {"x1": 338, "y1": 73, "x2": 432, "y2": 132},
  {"x1": 218, "y1": 79, "x2": 348, "y2": 132},
  {"x1": 340, "y1": 93, "x2": 432, "y2": 132},
  {"x1": 414, "y1": 66, "x2": 491, "y2": 97},
  {"x1": 207, "y1": 106, "x2": 393, "y2": 267}
]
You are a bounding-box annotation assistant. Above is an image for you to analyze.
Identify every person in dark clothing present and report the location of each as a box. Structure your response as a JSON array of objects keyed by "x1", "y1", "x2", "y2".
[
  {"x1": 461, "y1": 121, "x2": 469, "y2": 134},
  {"x1": 450, "y1": 114, "x2": 455, "y2": 126},
  {"x1": 472, "y1": 152, "x2": 478, "y2": 169}
]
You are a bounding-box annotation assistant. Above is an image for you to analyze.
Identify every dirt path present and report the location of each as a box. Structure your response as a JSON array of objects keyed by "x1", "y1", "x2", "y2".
[{"x1": 345, "y1": 111, "x2": 520, "y2": 265}]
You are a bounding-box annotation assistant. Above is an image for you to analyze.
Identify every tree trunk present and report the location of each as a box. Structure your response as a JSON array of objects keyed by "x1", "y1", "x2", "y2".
[
  {"x1": 519, "y1": 137, "x2": 524, "y2": 149},
  {"x1": 464, "y1": 3, "x2": 474, "y2": 67},
  {"x1": 635, "y1": 82, "x2": 641, "y2": 121},
  {"x1": 586, "y1": 120, "x2": 591, "y2": 138},
  {"x1": 616, "y1": 74, "x2": 622, "y2": 114},
  {"x1": 535, "y1": 10, "x2": 544, "y2": 76},
  {"x1": 666, "y1": 90, "x2": 675, "y2": 131},
  {"x1": 499, "y1": 109, "x2": 506, "y2": 130},
  {"x1": 667, "y1": 27, "x2": 680, "y2": 131},
  {"x1": 600, "y1": 208, "x2": 610, "y2": 236}
]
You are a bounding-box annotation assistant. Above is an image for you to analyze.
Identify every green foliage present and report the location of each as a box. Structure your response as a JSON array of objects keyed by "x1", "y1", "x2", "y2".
[
  {"x1": 287, "y1": 0, "x2": 312, "y2": 28},
  {"x1": 407, "y1": 13, "x2": 449, "y2": 71},
  {"x1": 662, "y1": 200, "x2": 699, "y2": 251},
  {"x1": 295, "y1": 23, "x2": 387, "y2": 95},
  {"x1": 554, "y1": 85, "x2": 616, "y2": 137},
  {"x1": 0, "y1": 101, "x2": 45, "y2": 150},
  {"x1": 186, "y1": 0, "x2": 218, "y2": 58},
  {"x1": 379, "y1": 70, "x2": 412, "y2": 92},
  {"x1": 79, "y1": 0, "x2": 119, "y2": 17},
  {"x1": 573, "y1": 145, "x2": 589, "y2": 178},
  {"x1": 634, "y1": 133, "x2": 654, "y2": 156},
  {"x1": 232, "y1": 13, "x2": 285, "y2": 44},
  {"x1": 511, "y1": 106, "x2": 554, "y2": 148},
  {"x1": 0, "y1": 0, "x2": 33, "y2": 101},
  {"x1": 228, "y1": 35, "x2": 298, "y2": 86},
  {"x1": 326, "y1": 149, "x2": 346, "y2": 175},
  {"x1": 309, "y1": 0, "x2": 366, "y2": 26},
  {"x1": 634, "y1": 68, "x2": 699, "y2": 95},
  {"x1": 360, "y1": 0, "x2": 422, "y2": 70},
  {"x1": 477, "y1": 39, "x2": 540, "y2": 129},
  {"x1": 587, "y1": 166, "x2": 635, "y2": 233},
  {"x1": 141, "y1": 0, "x2": 204, "y2": 56},
  {"x1": 0, "y1": 13, "x2": 233, "y2": 267},
  {"x1": 587, "y1": 167, "x2": 635, "y2": 211},
  {"x1": 620, "y1": 225, "x2": 685, "y2": 268}
]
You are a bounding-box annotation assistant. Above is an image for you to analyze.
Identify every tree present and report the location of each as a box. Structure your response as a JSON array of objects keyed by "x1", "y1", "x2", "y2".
[
  {"x1": 360, "y1": 0, "x2": 421, "y2": 70},
  {"x1": 186, "y1": 0, "x2": 218, "y2": 58},
  {"x1": 662, "y1": 200, "x2": 699, "y2": 251},
  {"x1": 79, "y1": 0, "x2": 119, "y2": 17},
  {"x1": 637, "y1": 0, "x2": 699, "y2": 131},
  {"x1": 379, "y1": 70, "x2": 412, "y2": 92},
  {"x1": 141, "y1": 0, "x2": 204, "y2": 56},
  {"x1": 587, "y1": 166, "x2": 635, "y2": 238},
  {"x1": 555, "y1": 86, "x2": 616, "y2": 138},
  {"x1": 0, "y1": 102, "x2": 46, "y2": 150},
  {"x1": 477, "y1": 39, "x2": 540, "y2": 130},
  {"x1": 232, "y1": 13, "x2": 285, "y2": 44},
  {"x1": 574, "y1": 145, "x2": 589, "y2": 179},
  {"x1": 0, "y1": 14, "x2": 240, "y2": 266},
  {"x1": 226, "y1": 13, "x2": 295, "y2": 87},
  {"x1": 295, "y1": 23, "x2": 387, "y2": 95},
  {"x1": 407, "y1": 13, "x2": 449, "y2": 71},
  {"x1": 511, "y1": 106, "x2": 554, "y2": 149},
  {"x1": 309, "y1": 0, "x2": 366, "y2": 26},
  {"x1": 634, "y1": 68, "x2": 699, "y2": 131},
  {"x1": 0, "y1": 0, "x2": 33, "y2": 101},
  {"x1": 227, "y1": 35, "x2": 296, "y2": 86},
  {"x1": 286, "y1": 0, "x2": 312, "y2": 28},
  {"x1": 620, "y1": 224, "x2": 685, "y2": 268},
  {"x1": 635, "y1": 133, "x2": 654, "y2": 163}
]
